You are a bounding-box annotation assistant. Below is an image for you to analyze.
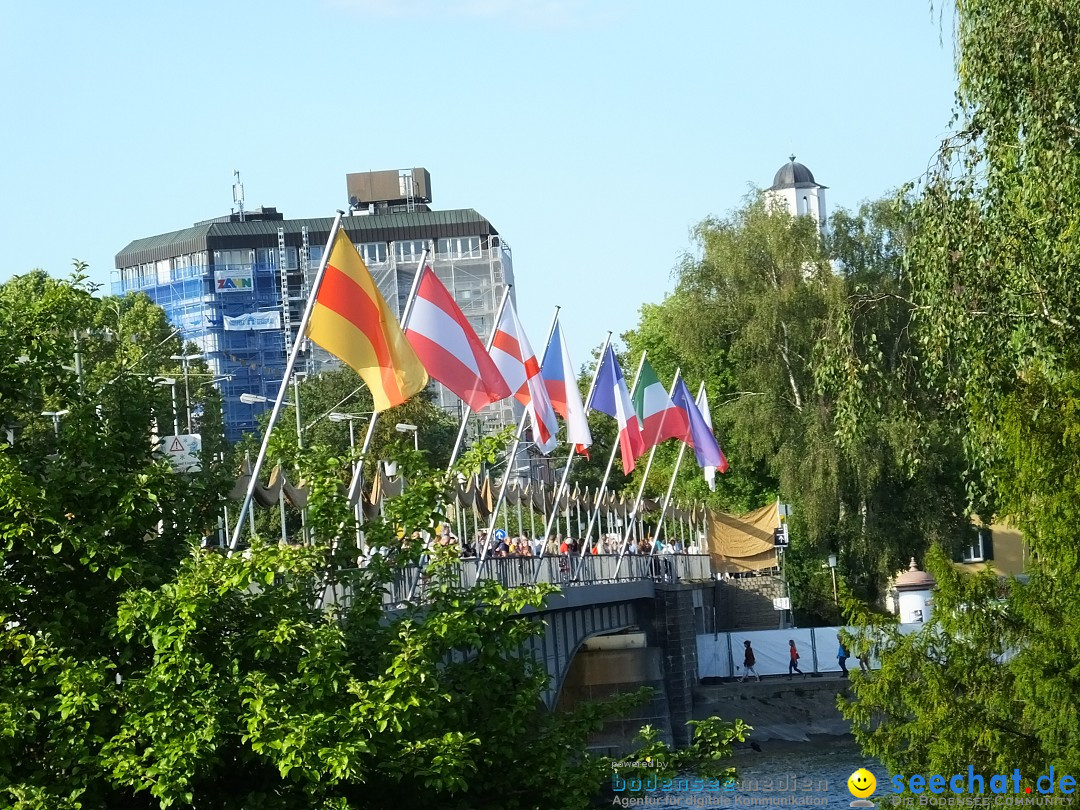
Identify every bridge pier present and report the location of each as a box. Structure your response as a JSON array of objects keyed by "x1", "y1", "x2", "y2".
[
  {"x1": 547, "y1": 581, "x2": 710, "y2": 754},
  {"x1": 644, "y1": 583, "x2": 701, "y2": 748}
]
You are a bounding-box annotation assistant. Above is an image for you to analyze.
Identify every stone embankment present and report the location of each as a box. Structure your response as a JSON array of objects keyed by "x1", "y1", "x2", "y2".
[{"x1": 693, "y1": 675, "x2": 853, "y2": 744}]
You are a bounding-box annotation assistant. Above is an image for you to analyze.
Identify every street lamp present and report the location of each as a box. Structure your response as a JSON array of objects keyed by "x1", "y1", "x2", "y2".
[
  {"x1": 169, "y1": 353, "x2": 201, "y2": 433},
  {"x1": 41, "y1": 409, "x2": 70, "y2": 437},
  {"x1": 329, "y1": 412, "x2": 369, "y2": 456},
  {"x1": 827, "y1": 553, "x2": 838, "y2": 605},
  {"x1": 395, "y1": 422, "x2": 419, "y2": 452},
  {"x1": 240, "y1": 393, "x2": 294, "y2": 407},
  {"x1": 152, "y1": 376, "x2": 180, "y2": 435}
]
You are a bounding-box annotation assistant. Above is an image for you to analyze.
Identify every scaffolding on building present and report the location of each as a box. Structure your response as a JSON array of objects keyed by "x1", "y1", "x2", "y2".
[{"x1": 113, "y1": 211, "x2": 516, "y2": 444}]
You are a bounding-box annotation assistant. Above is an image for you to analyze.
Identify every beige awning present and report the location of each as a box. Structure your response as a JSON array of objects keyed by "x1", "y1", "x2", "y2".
[{"x1": 706, "y1": 501, "x2": 779, "y2": 573}]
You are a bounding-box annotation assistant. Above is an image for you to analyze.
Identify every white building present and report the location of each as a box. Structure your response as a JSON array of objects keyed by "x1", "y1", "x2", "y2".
[{"x1": 764, "y1": 156, "x2": 827, "y2": 228}]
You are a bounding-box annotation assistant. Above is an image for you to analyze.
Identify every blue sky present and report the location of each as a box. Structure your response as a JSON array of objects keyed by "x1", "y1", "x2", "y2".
[{"x1": 0, "y1": 0, "x2": 957, "y2": 364}]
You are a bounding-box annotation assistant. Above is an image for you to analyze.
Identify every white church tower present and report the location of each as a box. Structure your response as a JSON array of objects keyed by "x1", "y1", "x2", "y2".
[{"x1": 764, "y1": 155, "x2": 827, "y2": 229}]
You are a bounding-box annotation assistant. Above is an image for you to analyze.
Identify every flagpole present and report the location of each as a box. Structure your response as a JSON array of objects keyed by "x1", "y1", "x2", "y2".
[
  {"x1": 649, "y1": 380, "x2": 706, "y2": 554},
  {"x1": 573, "y1": 350, "x2": 648, "y2": 574},
  {"x1": 344, "y1": 248, "x2": 429, "y2": 512},
  {"x1": 474, "y1": 409, "x2": 529, "y2": 573},
  {"x1": 649, "y1": 437, "x2": 689, "y2": 555},
  {"x1": 229, "y1": 211, "x2": 344, "y2": 552},
  {"x1": 475, "y1": 305, "x2": 561, "y2": 581},
  {"x1": 446, "y1": 284, "x2": 512, "y2": 470},
  {"x1": 532, "y1": 330, "x2": 611, "y2": 579},
  {"x1": 613, "y1": 368, "x2": 682, "y2": 577}
]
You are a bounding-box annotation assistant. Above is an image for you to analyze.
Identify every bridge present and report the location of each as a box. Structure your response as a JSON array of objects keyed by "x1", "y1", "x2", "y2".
[{"x1": 326, "y1": 553, "x2": 718, "y2": 749}]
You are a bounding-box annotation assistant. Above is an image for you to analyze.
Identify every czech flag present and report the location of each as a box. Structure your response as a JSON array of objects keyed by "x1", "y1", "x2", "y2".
[{"x1": 541, "y1": 320, "x2": 592, "y2": 453}]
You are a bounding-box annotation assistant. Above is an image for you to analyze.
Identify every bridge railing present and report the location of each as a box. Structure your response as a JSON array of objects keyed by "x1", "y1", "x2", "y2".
[{"x1": 329, "y1": 554, "x2": 715, "y2": 610}]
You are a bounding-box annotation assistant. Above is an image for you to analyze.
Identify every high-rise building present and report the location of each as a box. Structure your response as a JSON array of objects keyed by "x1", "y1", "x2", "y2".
[{"x1": 113, "y1": 169, "x2": 516, "y2": 443}]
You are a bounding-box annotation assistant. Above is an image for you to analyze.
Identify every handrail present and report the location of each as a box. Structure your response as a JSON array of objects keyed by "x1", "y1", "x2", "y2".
[{"x1": 324, "y1": 554, "x2": 714, "y2": 611}]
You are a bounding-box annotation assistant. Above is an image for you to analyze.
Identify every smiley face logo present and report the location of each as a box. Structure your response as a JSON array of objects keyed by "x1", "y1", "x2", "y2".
[{"x1": 848, "y1": 768, "x2": 877, "y2": 799}]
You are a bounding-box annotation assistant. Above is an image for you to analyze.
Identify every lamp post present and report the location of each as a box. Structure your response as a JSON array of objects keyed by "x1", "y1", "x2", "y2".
[
  {"x1": 329, "y1": 412, "x2": 370, "y2": 537},
  {"x1": 170, "y1": 353, "x2": 201, "y2": 433},
  {"x1": 827, "y1": 553, "x2": 838, "y2": 605},
  {"x1": 240, "y1": 392, "x2": 301, "y2": 544},
  {"x1": 41, "y1": 409, "x2": 70, "y2": 437},
  {"x1": 152, "y1": 377, "x2": 180, "y2": 435},
  {"x1": 395, "y1": 422, "x2": 419, "y2": 452},
  {"x1": 329, "y1": 412, "x2": 372, "y2": 464}
]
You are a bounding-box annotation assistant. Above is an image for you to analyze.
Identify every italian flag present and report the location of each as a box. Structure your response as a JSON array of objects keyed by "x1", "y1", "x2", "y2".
[{"x1": 632, "y1": 359, "x2": 691, "y2": 450}]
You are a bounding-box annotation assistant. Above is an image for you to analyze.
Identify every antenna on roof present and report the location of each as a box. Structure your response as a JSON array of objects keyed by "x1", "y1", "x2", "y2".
[{"x1": 232, "y1": 170, "x2": 245, "y2": 223}]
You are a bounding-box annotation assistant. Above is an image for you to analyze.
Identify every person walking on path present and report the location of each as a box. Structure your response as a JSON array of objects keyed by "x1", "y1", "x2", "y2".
[
  {"x1": 837, "y1": 642, "x2": 850, "y2": 678},
  {"x1": 740, "y1": 640, "x2": 761, "y2": 682},
  {"x1": 788, "y1": 639, "x2": 806, "y2": 679}
]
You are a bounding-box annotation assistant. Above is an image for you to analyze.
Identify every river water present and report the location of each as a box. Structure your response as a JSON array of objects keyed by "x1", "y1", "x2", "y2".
[{"x1": 616, "y1": 738, "x2": 883, "y2": 809}]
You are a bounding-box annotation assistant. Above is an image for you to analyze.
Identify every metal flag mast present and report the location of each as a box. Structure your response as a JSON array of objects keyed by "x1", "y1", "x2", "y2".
[
  {"x1": 474, "y1": 306, "x2": 561, "y2": 580},
  {"x1": 228, "y1": 211, "x2": 344, "y2": 553},
  {"x1": 530, "y1": 330, "x2": 612, "y2": 580},
  {"x1": 343, "y1": 249, "x2": 430, "y2": 544},
  {"x1": 572, "y1": 350, "x2": 648, "y2": 576},
  {"x1": 401, "y1": 283, "x2": 514, "y2": 601},
  {"x1": 612, "y1": 367, "x2": 683, "y2": 578},
  {"x1": 648, "y1": 379, "x2": 706, "y2": 554}
]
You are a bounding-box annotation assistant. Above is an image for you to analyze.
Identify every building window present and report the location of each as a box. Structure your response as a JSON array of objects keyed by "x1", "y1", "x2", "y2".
[
  {"x1": 214, "y1": 249, "x2": 254, "y2": 270},
  {"x1": 962, "y1": 528, "x2": 994, "y2": 563},
  {"x1": 437, "y1": 236, "x2": 483, "y2": 259},
  {"x1": 171, "y1": 254, "x2": 201, "y2": 281},
  {"x1": 359, "y1": 242, "x2": 388, "y2": 265},
  {"x1": 138, "y1": 262, "x2": 155, "y2": 288},
  {"x1": 256, "y1": 248, "x2": 277, "y2": 270},
  {"x1": 393, "y1": 240, "x2": 430, "y2": 263}
]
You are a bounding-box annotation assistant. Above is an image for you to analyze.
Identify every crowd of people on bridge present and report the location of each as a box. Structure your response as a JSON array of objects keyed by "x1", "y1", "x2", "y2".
[{"x1": 433, "y1": 529, "x2": 705, "y2": 559}]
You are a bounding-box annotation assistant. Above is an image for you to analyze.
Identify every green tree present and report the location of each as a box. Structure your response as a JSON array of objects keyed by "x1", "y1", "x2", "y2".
[
  {"x1": 623, "y1": 195, "x2": 969, "y2": 620},
  {"x1": 842, "y1": 0, "x2": 1080, "y2": 778},
  {"x1": 1, "y1": 271, "x2": 748, "y2": 808},
  {"x1": 291, "y1": 366, "x2": 458, "y2": 473},
  {"x1": 0, "y1": 268, "x2": 232, "y2": 807}
]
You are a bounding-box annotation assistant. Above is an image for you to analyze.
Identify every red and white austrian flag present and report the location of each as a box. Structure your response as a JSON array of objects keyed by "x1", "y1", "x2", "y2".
[{"x1": 404, "y1": 267, "x2": 510, "y2": 412}]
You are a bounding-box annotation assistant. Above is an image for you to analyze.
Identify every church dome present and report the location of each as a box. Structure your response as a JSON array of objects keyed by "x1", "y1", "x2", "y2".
[{"x1": 769, "y1": 156, "x2": 824, "y2": 190}]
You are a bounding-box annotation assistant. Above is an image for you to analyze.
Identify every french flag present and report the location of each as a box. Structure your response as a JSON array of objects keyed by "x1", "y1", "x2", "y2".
[
  {"x1": 404, "y1": 267, "x2": 510, "y2": 412},
  {"x1": 541, "y1": 320, "x2": 592, "y2": 453},
  {"x1": 588, "y1": 345, "x2": 645, "y2": 473}
]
